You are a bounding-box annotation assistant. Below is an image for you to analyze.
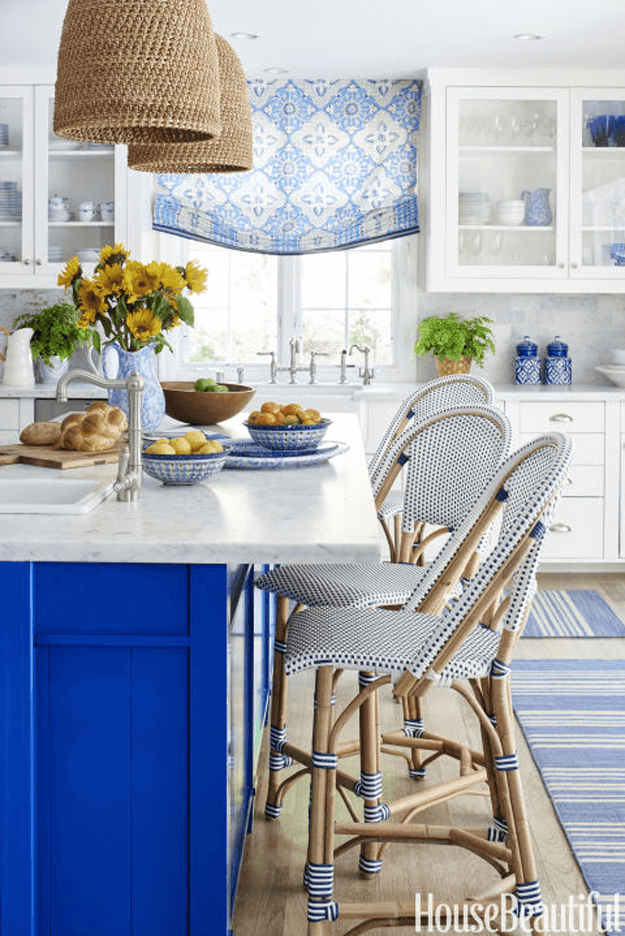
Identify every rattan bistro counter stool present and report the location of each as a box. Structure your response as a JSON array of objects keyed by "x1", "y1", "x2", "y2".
[
  {"x1": 368, "y1": 374, "x2": 494, "y2": 560},
  {"x1": 282, "y1": 433, "x2": 572, "y2": 934},
  {"x1": 257, "y1": 405, "x2": 512, "y2": 817}
]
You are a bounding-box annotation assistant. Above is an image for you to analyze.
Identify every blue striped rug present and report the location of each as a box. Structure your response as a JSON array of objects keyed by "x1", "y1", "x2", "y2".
[
  {"x1": 523, "y1": 590, "x2": 625, "y2": 638},
  {"x1": 513, "y1": 659, "x2": 625, "y2": 935}
]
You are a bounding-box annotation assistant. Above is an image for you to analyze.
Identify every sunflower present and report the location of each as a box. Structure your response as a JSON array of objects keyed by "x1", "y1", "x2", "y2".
[
  {"x1": 184, "y1": 260, "x2": 208, "y2": 294},
  {"x1": 57, "y1": 256, "x2": 82, "y2": 289},
  {"x1": 77, "y1": 280, "x2": 106, "y2": 318},
  {"x1": 77, "y1": 308, "x2": 97, "y2": 329},
  {"x1": 99, "y1": 243, "x2": 131, "y2": 267},
  {"x1": 123, "y1": 261, "x2": 160, "y2": 302},
  {"x1": 126, "y1": 308, "x2": 162, "y2": 342},
  {"x1": 94, "y1": 263, "x2": 125, "y2": 298},
  {"x1": 152, "y1": 262, "x2": 185, "y2": 294}
]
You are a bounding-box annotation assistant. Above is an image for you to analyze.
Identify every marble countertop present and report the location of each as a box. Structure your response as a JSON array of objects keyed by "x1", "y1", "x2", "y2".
[
  {"x1": 0, "y1": 382, "x2": 106, "y2": 398},
  {"x1": 0, "y1": 413, "x2": 383, "y2": 566}
]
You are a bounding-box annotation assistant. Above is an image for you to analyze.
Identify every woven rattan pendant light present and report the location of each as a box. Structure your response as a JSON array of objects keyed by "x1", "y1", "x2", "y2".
[
  {"x1": 127, "y1": 35, "x2": 253, "y2": 173},
  {"x1": 54, "y1": 0, "x2": 221, "y2": 144}
]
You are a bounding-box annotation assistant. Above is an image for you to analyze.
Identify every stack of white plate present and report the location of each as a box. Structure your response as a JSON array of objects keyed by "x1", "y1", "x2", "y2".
[
  {"x1": 459, "y1": 192, "x2": 491, "y2": 224},
  {"x1": 48, "y1": 247, "x2": 64, "y2": 263},
  {"x1": 495, "y1": 199, "x2": 526, "y2": 226},
  {"x1": 0, "y1": 181, "x2": 21, "y2": 220}
]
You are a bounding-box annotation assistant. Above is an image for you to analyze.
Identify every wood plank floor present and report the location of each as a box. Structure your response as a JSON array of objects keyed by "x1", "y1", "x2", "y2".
[{"x1": 232, "y1": 573, "x2": 625, "y2": 935}]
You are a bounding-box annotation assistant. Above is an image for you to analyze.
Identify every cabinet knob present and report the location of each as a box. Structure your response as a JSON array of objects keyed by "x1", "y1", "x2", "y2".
[
  {"x1": 558, "y1": 262, "x2": 565, "y2": 269},
  {"x1": 22, "y1": 258, "x2": 31, "y2": 266},
  {"x1": 36, "y1": 259, "x2": 43, "y2": 266},
  {"x1": 549, "y1": 522, "x2": 572, "y2": 533},
  {"x1": 570, "y1": 262, "x2": 578, "y2": 269},
  {"x1": 566, "y1": 475, "x2": 573, "y2": 485},
  {"x1": 549, "y1": 413, "x2": 573, "y2": 423}
]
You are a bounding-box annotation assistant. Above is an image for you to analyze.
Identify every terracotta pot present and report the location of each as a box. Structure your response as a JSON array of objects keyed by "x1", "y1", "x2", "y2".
[{"x1": 435, "y1": 355, "x2": 472, "y2": 377}]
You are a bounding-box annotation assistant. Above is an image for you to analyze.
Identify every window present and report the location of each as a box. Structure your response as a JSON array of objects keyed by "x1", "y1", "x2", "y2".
[{"x1": 157, "y1": 232, "x2": 418, "y2": 383}]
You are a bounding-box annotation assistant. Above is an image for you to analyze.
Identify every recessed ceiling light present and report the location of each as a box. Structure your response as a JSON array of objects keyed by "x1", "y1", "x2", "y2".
[
  {"x1": 230, "y1": 31, "x2": 259, "y2": 40},
  {"x1": 512, "y1": 33, "x2": 544, "y2": 41},
  {"x1": 264, "y1": 67, "x2": 289, "y2": 75}
]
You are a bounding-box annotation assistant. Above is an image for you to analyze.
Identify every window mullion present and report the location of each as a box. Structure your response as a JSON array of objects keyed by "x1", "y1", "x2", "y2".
[{"x1": 277, "y1": 255, "x2": 302, "y2": 363}]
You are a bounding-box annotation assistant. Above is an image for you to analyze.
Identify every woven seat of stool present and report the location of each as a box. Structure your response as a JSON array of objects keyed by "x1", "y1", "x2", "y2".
[{"x1": 256, "y1": 562, "x2": 427, "y2": 610}]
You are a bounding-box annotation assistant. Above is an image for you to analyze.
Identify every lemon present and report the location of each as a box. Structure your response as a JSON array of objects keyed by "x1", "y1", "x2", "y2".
[
  {"x1": 198, "y1": 441, "x2": 223, "y2": 453},
  {"x1": 184, "y1": 429, "x2": 208, "y2": 451},
  {"x1": 169, "y1": 436, "x2": 192, "y2": 454},
  {"x1": 146, "y1": 442, "x2": 176, "y2": 454}
]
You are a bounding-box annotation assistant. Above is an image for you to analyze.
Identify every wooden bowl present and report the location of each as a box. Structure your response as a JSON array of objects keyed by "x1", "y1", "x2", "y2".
[{"x1": 161, "y1": 382, "x2": 256, "y2": 425}]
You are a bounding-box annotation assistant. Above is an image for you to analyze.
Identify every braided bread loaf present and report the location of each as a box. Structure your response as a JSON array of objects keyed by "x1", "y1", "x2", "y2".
[{"x1": 60, "y1": 401, "x2": 128, "y2": 452}]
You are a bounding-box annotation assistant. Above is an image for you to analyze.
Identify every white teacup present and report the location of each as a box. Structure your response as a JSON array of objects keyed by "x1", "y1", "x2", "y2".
[
  {"x1": 78, "y1": 201, "x2": 99, "y2": 222},
  {"x1": 100, "y1": 200, "x2": 115, "y2": 223}
]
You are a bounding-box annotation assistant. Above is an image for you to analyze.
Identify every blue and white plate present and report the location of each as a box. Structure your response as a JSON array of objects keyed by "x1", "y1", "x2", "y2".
[{"x1": 224, "y1": 440, "x2": 348, "y2": 469}]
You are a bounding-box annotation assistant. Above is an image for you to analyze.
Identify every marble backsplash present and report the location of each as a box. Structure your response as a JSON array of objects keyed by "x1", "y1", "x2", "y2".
[
  {"x1": 1, "y1": 287, "x2": 624, "y2": 387},
  {"x1": 415, "y1": 292, "x2": 625, "y2": 386}
]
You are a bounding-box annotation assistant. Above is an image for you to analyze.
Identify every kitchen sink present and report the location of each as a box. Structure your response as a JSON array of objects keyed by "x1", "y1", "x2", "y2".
[{"x1": 0, "y1": 476, "x2": 115, "y2": 514}]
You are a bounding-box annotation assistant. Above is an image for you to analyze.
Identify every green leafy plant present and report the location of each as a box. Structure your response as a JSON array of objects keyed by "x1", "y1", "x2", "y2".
[
  {"x1": 413, "y1": 312, "x2": 495, "y2": 367},
  {"x1": 12, "y1": 299, "x2": 91, "y2": 365}
]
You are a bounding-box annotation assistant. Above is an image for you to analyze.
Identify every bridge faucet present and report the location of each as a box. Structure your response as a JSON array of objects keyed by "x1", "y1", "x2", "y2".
[
  {"x1": 348, "y1": 344, "x2": 375, "y2": 386},
  {"x1": 56, "y1": 368, "x2": 145, "y2": 502}
]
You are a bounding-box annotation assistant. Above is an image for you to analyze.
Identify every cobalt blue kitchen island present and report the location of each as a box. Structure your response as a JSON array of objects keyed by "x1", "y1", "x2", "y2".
[{"x1": 0, "y1": 414, "x2": 381, "y2": 936}]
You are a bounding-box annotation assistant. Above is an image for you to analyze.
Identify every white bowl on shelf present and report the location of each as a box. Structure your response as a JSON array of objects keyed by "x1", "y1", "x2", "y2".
[{"x1": 595, "y1": 365, "x2": 625, "y2": 387}]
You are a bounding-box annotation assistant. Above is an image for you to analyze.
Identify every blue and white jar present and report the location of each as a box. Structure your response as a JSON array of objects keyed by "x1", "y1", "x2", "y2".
[
  {"x1": 544, "y1": 335, "x2": 572, "y2": 385},
  {"x1": 514, "y1": 335, "x2": 541, "y2": 384}
]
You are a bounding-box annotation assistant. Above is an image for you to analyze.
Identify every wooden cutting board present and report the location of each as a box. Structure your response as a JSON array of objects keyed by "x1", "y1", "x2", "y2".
[{"x1": 0, "y1": 442, "x2": 124, "y2": 469}]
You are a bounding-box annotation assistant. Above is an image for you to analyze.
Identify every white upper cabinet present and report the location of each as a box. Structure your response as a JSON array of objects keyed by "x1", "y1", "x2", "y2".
[
  {"x1": 425, "y1": 70, "x2": 625, "y2": 293},
  {"x1": 0, "y1": 83, "x2": 127, "y2": 287}
]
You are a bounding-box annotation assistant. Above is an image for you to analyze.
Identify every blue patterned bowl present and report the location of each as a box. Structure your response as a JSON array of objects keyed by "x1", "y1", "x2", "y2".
[
  {"x1": 142, "y1": 444, "x2": 233, "y2": 485},
  {"x1": 245, "y1": 418, "x2": 331, "y2": 451}
]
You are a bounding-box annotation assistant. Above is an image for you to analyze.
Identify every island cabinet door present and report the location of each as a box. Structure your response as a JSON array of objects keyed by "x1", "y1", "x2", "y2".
[{"x1": 0, "y1": 560, "x2": 264, "y2": 936}]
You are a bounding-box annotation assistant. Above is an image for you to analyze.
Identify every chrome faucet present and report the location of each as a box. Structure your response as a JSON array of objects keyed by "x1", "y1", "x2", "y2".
[
  {"x1": 349, "y1": 344, "x2": 375, "y2": 385},
  {"x1": 258, "y1": 338, "x2": 311, "y2": 384},
  {"x1": 309, "y1": 350, "x2": 329, "y2": 384},
  {"x1": 56, "y1": 368, "x2": 145, "y2": 502}
]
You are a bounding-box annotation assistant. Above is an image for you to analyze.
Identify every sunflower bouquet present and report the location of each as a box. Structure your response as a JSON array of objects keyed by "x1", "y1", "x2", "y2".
[{"x1": 57, "y1": 243, "x2": 208, "y2": 355}]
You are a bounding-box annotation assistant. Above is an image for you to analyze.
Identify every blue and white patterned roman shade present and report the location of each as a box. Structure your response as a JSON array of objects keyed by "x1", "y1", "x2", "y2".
[{"x1": 152, "y1": 78, "x2": 422, "y2": 254}]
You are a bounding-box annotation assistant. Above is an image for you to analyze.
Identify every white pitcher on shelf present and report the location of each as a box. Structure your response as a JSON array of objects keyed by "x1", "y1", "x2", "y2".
[{"x1": 1, "y1": 326, "x2": 35, "y2": 386}]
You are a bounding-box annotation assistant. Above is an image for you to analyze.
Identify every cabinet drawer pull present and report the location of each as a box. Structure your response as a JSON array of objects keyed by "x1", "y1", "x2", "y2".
[
  {"x1": 550, "y1": 522, "x2": 572, "y2": 533},
  {"x1": 566, "y1": 476, "x2": 573, "y2": 485},
  {"x1": 549, "y1": 413, "x2": 573, "y2": 423}
]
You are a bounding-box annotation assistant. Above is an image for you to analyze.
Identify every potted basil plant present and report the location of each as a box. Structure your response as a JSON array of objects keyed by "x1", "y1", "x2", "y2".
[{"x1": 413, "y1": 312, "x2": 495, "y2": 376}]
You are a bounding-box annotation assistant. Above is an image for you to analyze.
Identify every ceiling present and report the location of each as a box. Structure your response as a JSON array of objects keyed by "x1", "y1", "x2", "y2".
[{"x1": 3, "y1": 0, "x2": 625, "y2": 77}]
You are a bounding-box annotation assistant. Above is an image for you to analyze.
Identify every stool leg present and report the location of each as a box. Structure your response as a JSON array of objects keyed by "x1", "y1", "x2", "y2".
[
  {"x1": 306, "y1": 666, "x2": 338, "y2": 933},
  {"x1": 265, "y1": 595, "x2": 293, "y2": 819},
  {"x1": 356, "y1": 673, "x2": 387, "y2": 877},
  {"x1": 404, "y1": 694, "x2": 426, "y2": 780}
]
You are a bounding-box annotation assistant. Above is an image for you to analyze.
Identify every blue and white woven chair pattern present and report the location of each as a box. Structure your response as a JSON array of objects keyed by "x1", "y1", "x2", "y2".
[
  {"x1": 257, "y1": 405, "x2": 512, "y2": 816},
  {"x1": 281, "y1": 433, "x2": 573, "y2": 933},
  {"x1": 367, "y1": 374, "x2": 495, "y2": 560}
]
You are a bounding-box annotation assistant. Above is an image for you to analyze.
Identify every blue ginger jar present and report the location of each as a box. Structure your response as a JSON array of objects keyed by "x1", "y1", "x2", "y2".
[
  {"x1": 544, "y1": 335, "x2": 572, "y2": 385},
  {"x1": 514, "y1": 335, "x2": 541, "y2": 385}
]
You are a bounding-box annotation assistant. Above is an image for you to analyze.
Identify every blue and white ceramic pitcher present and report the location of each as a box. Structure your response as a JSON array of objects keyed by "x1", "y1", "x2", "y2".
[{"x1": 521, "y1": 187, "x2": 552, "y2": 227}]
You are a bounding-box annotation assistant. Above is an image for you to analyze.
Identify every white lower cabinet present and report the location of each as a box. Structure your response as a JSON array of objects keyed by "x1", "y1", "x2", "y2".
[
  {"x1": 505, "y1": 393, "x2": 620, "y2": 565},
  {"x1": 0, "y1": 397, "x2": 33, "y2": 444}
]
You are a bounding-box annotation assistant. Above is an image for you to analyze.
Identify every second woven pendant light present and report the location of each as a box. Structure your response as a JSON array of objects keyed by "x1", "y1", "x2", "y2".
[
  {"x1": 127, "y1": 35, "x2": 253, "y2": 173},
  {"x1": 54, "y1": 0, "x2": 221, "y2": 144}
]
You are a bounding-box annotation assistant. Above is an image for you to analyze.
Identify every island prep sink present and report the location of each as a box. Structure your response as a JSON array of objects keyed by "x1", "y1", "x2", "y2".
[{"x1": 0, "y1": 476, "x2": 115, "y2": 514}]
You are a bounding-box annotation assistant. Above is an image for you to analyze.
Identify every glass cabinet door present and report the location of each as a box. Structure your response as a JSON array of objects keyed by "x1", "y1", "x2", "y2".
[
  {"x1": 0, "y1": 87, "x2": 33, "y2": 275},
  {"x1": 36, "y1": 86, "x2": 116, "y2": 276},
  {"x1": 446, "y1": 87, "x2": 567, "y2": 280},
  {"x1": 570, "y1": 88, "x2": 625, "y2": 279}
]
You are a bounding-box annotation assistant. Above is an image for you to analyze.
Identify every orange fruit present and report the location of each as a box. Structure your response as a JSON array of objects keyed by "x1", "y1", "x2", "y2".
[
  {"x1": 283, "y1": 414, "x2": 299, "y2": 424},
  {"x1": 273, "y1": 411, "x2": 287, "y2": 424},
  {"x1": 282, "y1": 403, "x2": 303, "y2": 416},
  {"x1": 260, "y1": 401, "x2": 282, "y2": 414},
  {"x1": 302, "y1": 408, "x2": 322, "y2": 424},
  {"x1": 256, "y1": 412, "x2": 277, "y2": 425},
  {"x1": 248, "y1": 411, "x2": 261, "y2": 424}
]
